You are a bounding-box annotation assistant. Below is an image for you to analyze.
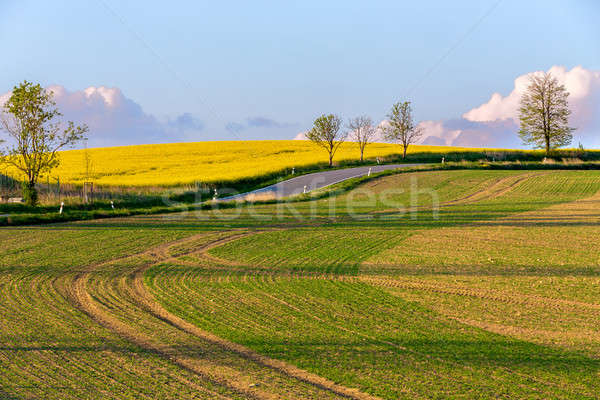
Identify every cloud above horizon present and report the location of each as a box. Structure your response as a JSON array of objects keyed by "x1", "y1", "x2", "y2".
[
  {"x1": 421, "y1": 66, "x2": 600, "y2": 148},
  {"x1": 167, "y1": 112, "x2": 205, "y2": 133},
  {"x1": 293, "y1": 117, "x2": 522, "y2": 148},
  {"x1": 2, "y1": 66, "x2": 598, "y2": 150},
  {"x1": 226, "y1": 116, "x2": 296, "y2": 134},
  {"x1": 0, "y1": 85, "x2": 206, "y2": 147},
  {"x1": 294, "y1": 66, "x2": 600, "y2": 149}
]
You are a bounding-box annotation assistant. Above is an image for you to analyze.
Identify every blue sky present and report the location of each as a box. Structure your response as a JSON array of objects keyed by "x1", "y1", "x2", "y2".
[{"x1": 1, "y1": 1, "x2": 599, "y2": 146}]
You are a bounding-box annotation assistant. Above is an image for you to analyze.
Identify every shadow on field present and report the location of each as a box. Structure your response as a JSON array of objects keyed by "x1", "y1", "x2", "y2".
[
  {"x1": 4, "y1": 338, "x2": 597, "y2": 383},
  {"x1": 238, "y1": 337, "x2": 600, "y2": 393},
  {"x1": 245, "y1": 337, "x2": 600, "y2": 370},
  {"x1": 152, "y1": 261, "x2": 600, "y2": 277}
]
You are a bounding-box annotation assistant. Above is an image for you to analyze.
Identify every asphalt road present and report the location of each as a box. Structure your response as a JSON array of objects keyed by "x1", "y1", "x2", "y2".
[{"x1": 221, "y1": 164, "x2": 420, "y2": 200}]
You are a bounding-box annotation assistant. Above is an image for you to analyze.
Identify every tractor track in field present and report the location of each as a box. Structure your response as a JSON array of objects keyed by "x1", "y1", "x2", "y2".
[
  {"x1": 40, "y1": 171, "x2": 598, "y2": 399},
  {"x1": 359, "y1": 276, "x2": 600, "y2": 312},
  {"x1": 65, "y1": 232, "x2": 284, "y2": 400},
  {"x1": 370, "y1": 171, "x2": 552, "y2": 216},
  {"x1": 448, "y1": 317, "x2": 600, "y2": 348},
  {"x1": 126, "y1": 234, "x2": 384, "y2": 400},
  {"x1": 196, "y1": 271, "x2": 591, "y2": 398},
  {"x1": 3, "y1": 275, "x2": 217, "y2": 399},
  {"x1": 62, "y1": 233, "x2": 247, "y2": 400},
  {"x1": 61, "y1": 230, "x2": 382, "y2": 400},
  {"x1": 54, "y1": 222, "x2": 597, "y2": 399},
  {"x1": 183, "y1": 235, "x2": 599, "y2": 399},
  {"x1": 156, "y1": 234, "x2": 585, "y2": 400},
  {"x1": 435, "y1": 171, "x2": 552, "y2": 207}
]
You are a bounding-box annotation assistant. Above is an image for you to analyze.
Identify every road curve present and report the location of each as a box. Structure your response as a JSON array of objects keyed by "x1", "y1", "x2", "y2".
[{"x1": 221, "y1": 164, "x2": 420, "y2": 200}]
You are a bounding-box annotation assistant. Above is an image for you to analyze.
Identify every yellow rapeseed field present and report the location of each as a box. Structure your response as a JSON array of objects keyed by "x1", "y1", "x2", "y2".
[{"x1": 7, "y1": 140, "x2": 479, "y2": 187}]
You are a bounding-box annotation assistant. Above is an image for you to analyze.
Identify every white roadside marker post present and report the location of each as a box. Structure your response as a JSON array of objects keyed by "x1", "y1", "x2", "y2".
[
  {"x1": 292, "y1": 167, "x2": 295, "y2": 175},
  {"x1": 213, "y1": 188, "x2": 218, "y2": 201},
  {"x1": 111, "y1": 200, "x2": 115, "y2": 210},
  {"x1": 368, "y1": 167, "x2": 372, "y2": 177},
  {"x1": 376, "y1": 157, "x2": 380, "y2": 165},
  {"x1": 303, "y1": 185, "x2": 307, "y2": 194},
  {"x1": 442, "y1": 156, "x2": 445, "y2": 165},
  {"x1": 59, "y1": 201, "x2": 64, "y2": 214}
]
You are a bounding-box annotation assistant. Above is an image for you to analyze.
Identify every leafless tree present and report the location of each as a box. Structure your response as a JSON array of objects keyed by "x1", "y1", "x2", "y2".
[
  {"x1": 83, "y1": 142, "x2": 94, "y2": 181},
  {"x1": 382, "y1": 101, "x2": 422, "y2": 159},
  {"x1": 347, "y1": 116, "x2": 376, "y2": 162}
]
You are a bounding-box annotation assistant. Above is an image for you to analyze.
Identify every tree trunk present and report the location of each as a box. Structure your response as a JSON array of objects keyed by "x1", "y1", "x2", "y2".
[
  {"x1": 545, "y1": 134, "x2": 550, "y2": 156},
  {"x1": 22, "y1": 181, "x2": 38, "y2": 207},
  {"x1": 402, "y1": 145, "x2": 407, "y2": 159},
  {"x1": 329, "y1": 153, "x2": 333, "y2": 167},
  {"x1": 360, "y1": 149, "x2": 364, "y2": 163}
]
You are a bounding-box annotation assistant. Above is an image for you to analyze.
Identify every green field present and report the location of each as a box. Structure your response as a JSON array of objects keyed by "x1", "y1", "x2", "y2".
[{"x1": 2, "y1": 169, "x2": 600, "y2": 399}]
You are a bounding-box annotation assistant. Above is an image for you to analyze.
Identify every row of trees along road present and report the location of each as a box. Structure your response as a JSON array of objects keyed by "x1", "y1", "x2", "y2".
[
  {"x1": 0, "y1": 72, "x2": 576, "y2": 207},
  {"x1": 307, "y1": 72, "x2": 575, "y2": 166},
  {"x1": 306, "y1": 101, "x2": 422, "y2": 167}
]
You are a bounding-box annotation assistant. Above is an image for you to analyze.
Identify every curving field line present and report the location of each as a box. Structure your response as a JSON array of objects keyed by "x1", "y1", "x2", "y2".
[
  {"x1": 146, "y1": 234, "x2": 590, "y2": 400},
  {"x1": 436, "y1": 171, "x2": 552, "y2": 207},
  {"x1": 2, "y1": 268, "x2": 230, "y2": 399},
  {"x1": 127, "y1": 235, "x2": 384, "y2": 400},
  {"x1": 175, "y1": 231, "x2": 600, "y2": 399},
  {"x1": 146, "y1": 174, "x2": 600, "y2": 399},
  {"x1": 149, "y1": 267, "x2": 598, "y2": 399},
  {"x1": 359, "y1": 276, "x2": 600, "y2": 311},
  {"x1": 61, "y1": 234, "x2": 249, "y2": 399},
  {"x1": 64, "y1": 231, "x2": 382, "y2": 400},
  {"x1": 359, "y1": 275, "x2": 600, "y2": 376},
  {"x1": 370, "y1": 171, "x2": 552, "y2": 216},
  {"x1": 148, "y1": 270, "x2": 486, "y2": 398},
  {"x1": 6, "y1": 171, "x2": 600, "y2": 399}
]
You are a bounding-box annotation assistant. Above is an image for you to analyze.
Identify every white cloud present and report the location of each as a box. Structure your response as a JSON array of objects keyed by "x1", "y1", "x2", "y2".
[
  {"x1": 420, "y1": 66, "x2": 600, "y2": 148},
  {"x1": 1, "y1": 85, "x2": 206, "y2": 148},
  {"x1": 463, "y1": 66, "x2": 600, "y2": 127},
  {"x1": 0, "y1": 91, "x2": 11, "y2": 106},
  {"x1": 417, "y1": 120, "x2": 460, "y2": 146},
  {"x1": 294, "y1": 66, "x2": 600, "y2": 149},
  {"x1": 417, "y1": 118, "x2": 521, "y2": 148},
  {"x1": 294, "y1": 131, "x2": 308, "y2": 140}
]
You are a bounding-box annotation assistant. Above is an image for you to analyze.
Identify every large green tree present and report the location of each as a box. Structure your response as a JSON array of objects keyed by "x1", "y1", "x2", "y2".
[
  {"x1": 382, "y1": 101, "x2": 422, "y2": 159},
  {"x1": 0, "y1": 81, "x2": 88, "y2": 205},
  {"x1": 518, "y1": 72, "x2": 575, "y2": 155},
  {"x1": 306, "y1": 114, "x2": 345, "y2": 167}
]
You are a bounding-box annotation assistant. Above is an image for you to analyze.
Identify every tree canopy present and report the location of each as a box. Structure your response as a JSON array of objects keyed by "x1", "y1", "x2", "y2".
[
  {"x1": 306, "y1": 114, "x2": 346, "y2": 167},
  {"x1": 518, "y1": 72, "x2": 575, "y2": 154},
  {"x1": 0, "y1": 81, "x2": 88, "y2": 205},
  {"x1": 382, "y1": 101, "x2": 422, "y2": 159}
]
